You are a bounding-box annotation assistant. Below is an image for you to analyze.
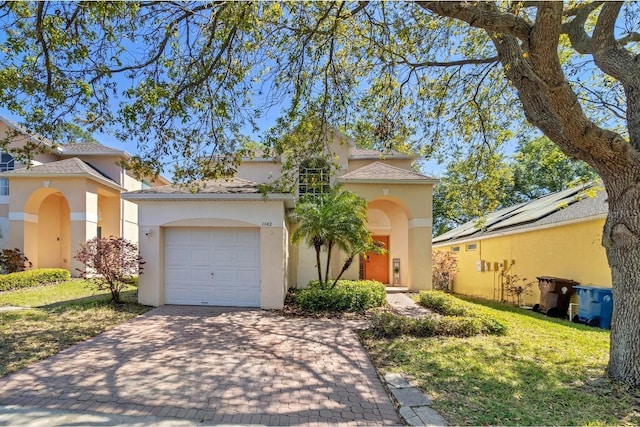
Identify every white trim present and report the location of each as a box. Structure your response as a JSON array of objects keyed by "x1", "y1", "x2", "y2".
[
  {"x1": 8, "y1": 212, "x2": 38, "y2": 223},
  {"x1": 432, "y1": 214, "x2": 607, "y2": 248},
  {"x1": 408, "y1": 218, "x2": 433, "y2": 228},
  {"x1": 71, "y1": 212, "x2": 99, "y2": 223},
  {"x1": 122, "y1": 192, "x2": 296, "y2": 208},
  {"x1": 0, "y1": 196, "x2": 9, "y2": 204},
  {"x1": 337, "y1": 178, "x2": 438, "y2": 185}
]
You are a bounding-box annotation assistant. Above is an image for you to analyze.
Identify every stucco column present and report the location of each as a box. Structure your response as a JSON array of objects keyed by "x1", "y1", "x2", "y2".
[
  {"x1": 137, "y1": 225, "x2": 162, "y2": 306},
  {"x1": 69, "y1": 191, "x2": 99, "y2": 276},
  {"x1": 408, "y1": 218, "x2": 433, "y2": 291},
  {"x1": 260, "y1": 226, "x2": 287, "y2": 309},
  {"x1": 8, "y1": 213, "x2": 38, "y2": 267}
]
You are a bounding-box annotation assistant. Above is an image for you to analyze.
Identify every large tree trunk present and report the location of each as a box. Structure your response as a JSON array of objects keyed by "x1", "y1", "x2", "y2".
[{"x1": 601, "y1": 176, "x2": 640, "y2": 385}]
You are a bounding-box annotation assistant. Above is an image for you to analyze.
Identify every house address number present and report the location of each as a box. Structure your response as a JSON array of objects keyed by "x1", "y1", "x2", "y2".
[{"x1": 262, "y1": 221, "x2": 272, "y2": 227}]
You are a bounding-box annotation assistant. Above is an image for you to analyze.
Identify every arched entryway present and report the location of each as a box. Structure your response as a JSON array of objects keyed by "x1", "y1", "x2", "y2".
[
  {"x1": 362, "y1": 198, "x2": 410, "y2": 286},
  {"x1": 24, "y1": 188, "x2": 71, "y2": 270}
]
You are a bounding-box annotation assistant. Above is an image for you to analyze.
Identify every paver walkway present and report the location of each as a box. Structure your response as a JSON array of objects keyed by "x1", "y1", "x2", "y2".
[
  {"x1": 0, "y1": 306, "x2": 399, "y2": 426},
  {"x1": 386, "y1": 293, "x2": 434, "y2": 317}
]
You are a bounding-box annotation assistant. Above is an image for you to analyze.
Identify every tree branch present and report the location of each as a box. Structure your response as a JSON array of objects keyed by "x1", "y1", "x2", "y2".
[
  {"x1": 35, "y1": 2, "x2": 54, "y2": 96},
  {"x1": 592, "y1": 2, "x2": 639, "y2": 86},
  {"x1": 529, "y1": 2, "x2": 563, "y2": 85},
  {"x1": 399, "y1": 56, "x2": 499, "y2": 69},
  {"x1": 417, "y1": 1, "x2": 532, "y2": 42}
]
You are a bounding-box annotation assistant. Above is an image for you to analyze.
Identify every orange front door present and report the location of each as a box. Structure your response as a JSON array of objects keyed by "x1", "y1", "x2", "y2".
[{"x1": 365, "y1": 235, "x2": 389, "y2": 284}]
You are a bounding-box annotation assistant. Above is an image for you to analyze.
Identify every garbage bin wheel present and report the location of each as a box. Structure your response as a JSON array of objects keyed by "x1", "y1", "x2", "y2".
[
  {"x1": 588, "y1": 318, "x2": 600, "y2": 327},
  {"x1": 532, "y1": 304, "x2": 540, "y2": 313},
  {"x1": 547, "y1": 307, "x2": 560, "y2": 318},
  {"x1": 572, "y1": 315, "x2": 581, "y2": 324}
]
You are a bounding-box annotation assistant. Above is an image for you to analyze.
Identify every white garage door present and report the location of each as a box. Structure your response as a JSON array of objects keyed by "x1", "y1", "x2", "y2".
[{"x1": 164, "y1": 227, "x2": 260, "y2": 307}]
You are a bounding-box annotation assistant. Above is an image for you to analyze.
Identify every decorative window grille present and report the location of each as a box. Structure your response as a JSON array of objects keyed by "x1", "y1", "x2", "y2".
[
  {"x1": 298, "y1": 158, "x2": 330, "y2": 199},
  {"x1": 0, "y1": 153, "x2": 15, "y2": 196}
]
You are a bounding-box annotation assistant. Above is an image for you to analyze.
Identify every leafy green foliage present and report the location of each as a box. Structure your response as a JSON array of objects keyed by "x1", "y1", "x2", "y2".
[
  {"x1": 0, "y1": 2, "x2": 629, "y2": 182},
  {"x1": 73, "y1": 237, "x2": 143, "y2": 303},
  {"x1": 0, "y1": 268, "x2": 70, "y2": 292},
  {"x1": 292, "y1": 280, "x2": 386, "y2": 313},
  {"x1": 369, "y1": 311, "x2": 506, "y2": 339},
  {"x1": 432, "y1": 147, "x2": 513, "y2": 235},
  {"x1": 291, "y1": 188, "x2": 382, "y2": 287},
  {"x1": 369, "y1": 292, "x2": 506, "y2": 338},
  {"x1": 418, "y1": 291, "x2": 507, "y2": 335},
  {"x1": 433, "y1": 136, "x2": 599, "y2": 235},
  {"x1": 0, "y1": 248, "x2": 32, "y2": 274},
  {"x1": 506, "y1": 136, "x2": 598, "y2": 204}
]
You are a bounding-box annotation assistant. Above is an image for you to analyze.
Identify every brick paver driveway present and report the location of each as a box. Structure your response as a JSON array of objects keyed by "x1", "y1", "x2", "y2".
[{"x1": 0, "y1": 306, "x2": 399, "y2": 425}]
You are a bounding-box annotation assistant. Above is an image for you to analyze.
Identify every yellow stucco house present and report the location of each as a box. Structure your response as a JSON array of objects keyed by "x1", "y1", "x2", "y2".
[
  {"x1": 0, "y1": 116, "x2": 169, "y2": 275},
  {"x1": 432, "y1": 184, "x2": 610, "y2": 307},
  {"x1": 123, "y1": 132, "x2": 438, "y2": 309}
]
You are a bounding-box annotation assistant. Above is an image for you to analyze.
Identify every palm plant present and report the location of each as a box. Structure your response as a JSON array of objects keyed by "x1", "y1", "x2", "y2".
[{"x1": 291, "y1": 188, "x2": 383, "y2": 288}]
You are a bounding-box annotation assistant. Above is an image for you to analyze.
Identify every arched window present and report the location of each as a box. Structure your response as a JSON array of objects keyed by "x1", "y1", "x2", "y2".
[
  {"x1": 298, "y1": 158, "x2": 330, "y2": 198},
  {"x1": 0, "y1": 153, "x2": 14, "y2": 196}
]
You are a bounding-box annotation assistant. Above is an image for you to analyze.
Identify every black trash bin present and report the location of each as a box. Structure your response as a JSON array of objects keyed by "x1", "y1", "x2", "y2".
[{"x1": 533, "y1": 276, "x2": 578, "y2": 318}]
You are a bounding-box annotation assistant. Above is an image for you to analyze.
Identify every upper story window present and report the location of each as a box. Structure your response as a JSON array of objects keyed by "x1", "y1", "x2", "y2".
[
  {"x1": 298, "y1": 158, "x2": 330, "y2": 199},
  {"x1": 0, "y1": 153, "x2": 15, "y2": 196}
]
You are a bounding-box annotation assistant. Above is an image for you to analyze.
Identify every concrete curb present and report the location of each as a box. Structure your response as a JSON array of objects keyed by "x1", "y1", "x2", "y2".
[{"x1": 382, "y1": 373, "x2": 447, "y2": 427}]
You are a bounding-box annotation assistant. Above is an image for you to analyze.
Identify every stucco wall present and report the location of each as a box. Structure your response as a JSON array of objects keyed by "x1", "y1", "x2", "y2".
[
  {"x1": 235, "y1": 161, "x2": 282, "y2": 184},
  {"x1": 342, "y1": 182, "x2": 434, "y2": 290},
  {"x1": 6, "y1": 177, "x2": 122, "y2": 273},
  {"x1": 433, "y1": 218, "x2": 610, "y2": 305}
]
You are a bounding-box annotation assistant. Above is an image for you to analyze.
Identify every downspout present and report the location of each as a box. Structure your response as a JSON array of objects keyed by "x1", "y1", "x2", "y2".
[{"x1": 120, "y1": 166, "x2": 125, "y2": 238}]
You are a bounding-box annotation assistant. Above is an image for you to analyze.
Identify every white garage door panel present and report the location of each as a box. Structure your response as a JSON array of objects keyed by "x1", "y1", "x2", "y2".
[{"x1": 164, "y1": 227, "x2": 260, "y2": 307}]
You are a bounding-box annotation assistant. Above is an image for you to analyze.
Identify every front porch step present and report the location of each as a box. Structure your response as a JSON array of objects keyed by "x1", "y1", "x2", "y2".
[{"x1": 386, "y1": 286, "x2": 409, "y2": 294}]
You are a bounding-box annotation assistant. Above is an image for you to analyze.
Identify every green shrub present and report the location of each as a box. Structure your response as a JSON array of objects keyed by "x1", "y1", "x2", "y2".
[
  {"x1": 294, "y1": 280, "x2": 386, "y2": 312},
  {"x1": 418, "y1": 290, "x2": 471, "y2": 316},
  {"x1": 368, "y1": 291, "x2": 508, "y2": 338},
  {"x1": 370, "y1": 311, "x2": 506, "y2": 338},
  {"x1": 0, "y1": 268, "x2": 71, "y2": 292},
  {"x1": 418, "y1": 290, "x2": 508, "y2": 336}
]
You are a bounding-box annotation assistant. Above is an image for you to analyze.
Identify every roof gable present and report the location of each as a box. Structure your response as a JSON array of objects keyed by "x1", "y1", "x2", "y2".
[
  {"x1": 0, "y1": 157, "x2": 122, "y2": 190},
  {"x1": 338, "y1": 161, "x2": 438, "y2": 183},
  {"x1": 58, "y1": 142, "x2": 129, "y2": 157}
]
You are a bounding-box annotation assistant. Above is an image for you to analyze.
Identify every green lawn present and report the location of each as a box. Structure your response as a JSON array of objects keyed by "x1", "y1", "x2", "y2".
[
  {"x1": 363, "y1": 296, "x2": 640, "y2": 426},
  {"x1": 0, "y1": 280, "x2": 149, "y2": 376}
]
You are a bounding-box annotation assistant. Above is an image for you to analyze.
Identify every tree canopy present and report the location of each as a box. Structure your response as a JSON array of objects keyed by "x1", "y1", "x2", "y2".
[
  {"x1": 433, "y1": 136, "x2": 598, "y2": 236},
  {"x1": 2, "y1": 1, "x2": 640, "y2": 385}
]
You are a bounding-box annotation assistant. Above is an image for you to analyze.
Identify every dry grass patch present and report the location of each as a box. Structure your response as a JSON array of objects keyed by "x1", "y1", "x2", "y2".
[{"x1": 0, "y1": 281, "x2": 149, "y2": 376}]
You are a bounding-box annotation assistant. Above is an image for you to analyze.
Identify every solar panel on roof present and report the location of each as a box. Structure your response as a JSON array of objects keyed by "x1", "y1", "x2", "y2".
[
  {"x1": 487, "y1": 185, "x2": 588, "y2": 231},
  {"x1": 432, "y1": 202, "x2": 526, "y2": 243}
]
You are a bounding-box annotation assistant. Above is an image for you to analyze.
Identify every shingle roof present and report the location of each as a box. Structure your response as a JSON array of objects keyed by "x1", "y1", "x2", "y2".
[
  {"x1": 58, "y1": 142, "x2": 128, "y2": 157},
  {"x1": 0, "y1": 115, "x2": 54, "y2": 147},
  {"x1": 349, "y1": 148, "x2": 413, "y2": 160},
  {"x1": 337, "y1": 161, "x2": 438, "y2": 183},
  {"x1": 433, "y1": 183, "x2": 608, "y2": 245},
  {"x1": 122, "y1": 177, "x2": 295, "y2": 207},
  {"x1": 0, "y1": 157, "x2": 122, "y2": 189},
  {"x1": 127, "y1": 177, "x2": 261, "y2": 195}
]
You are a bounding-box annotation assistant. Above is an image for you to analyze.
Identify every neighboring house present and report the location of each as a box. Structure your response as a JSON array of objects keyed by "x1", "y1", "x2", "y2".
[
  {"x1": 432, "y1": 183, "x2": 610, "y2": 306},
  {"x1": 0, "y1": 116, "x2": 169, "y2": 275},
  {"x1": 123, "y1": 131, "x2": 438, "y2": 309}
]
